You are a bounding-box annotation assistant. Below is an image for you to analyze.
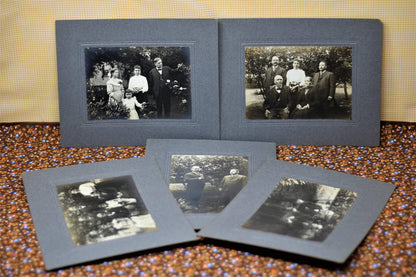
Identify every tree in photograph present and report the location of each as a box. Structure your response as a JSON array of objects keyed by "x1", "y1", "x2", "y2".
[
  {"x1": 170, "y1": 155, "x2": 248, "y2": 185},
  {"x1": 245, "y1": 46, "x2": 352, "y2": 100},
  {"x1": 85, "y1": 46, "x2": 191, "y2": 119}
]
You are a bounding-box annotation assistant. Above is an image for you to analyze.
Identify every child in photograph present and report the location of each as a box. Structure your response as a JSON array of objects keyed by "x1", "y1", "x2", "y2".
[{"x1": 122, "y1": 90, "x2": 144, "y2": 120}]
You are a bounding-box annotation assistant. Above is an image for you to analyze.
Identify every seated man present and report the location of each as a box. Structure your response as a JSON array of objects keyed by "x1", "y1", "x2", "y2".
[
  {"x1": 263, "y1": 75, "x2": 294, "y2": 119},
  {"x1": 291, "y1": 76, "x2": 320, "y2": 119}
]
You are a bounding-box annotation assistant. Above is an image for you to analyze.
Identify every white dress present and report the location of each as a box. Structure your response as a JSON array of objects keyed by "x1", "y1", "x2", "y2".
[
  {"x1": 106, "y1": 78, "x2": 124, "y2": 105},
  {"x1": 122, "y1": 97, "x2": 142, "y2": 120}
]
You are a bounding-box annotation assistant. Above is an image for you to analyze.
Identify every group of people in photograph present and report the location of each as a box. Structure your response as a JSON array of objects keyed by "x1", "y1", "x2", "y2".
[
  {"x1": 263, "y1": 57, "x2": 336, "y2": 119},
  {"x1": 106, "y1": 56, "x2": 181, "y2": 119},
  {"x1": 58, "y1": 179, "x2": 157, "y2": 246},
  {"x1": 175, "y1": 165, "x2": 248, "y2": 213}
]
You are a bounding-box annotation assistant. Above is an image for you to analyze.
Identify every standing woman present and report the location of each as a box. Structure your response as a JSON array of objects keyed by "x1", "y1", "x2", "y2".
[
  {"x1": 286, "y1": 58, "x2": 306, "y2": 87},
  {"x1": 106, "y1": 69, "x2": 124, "y2": 106}
]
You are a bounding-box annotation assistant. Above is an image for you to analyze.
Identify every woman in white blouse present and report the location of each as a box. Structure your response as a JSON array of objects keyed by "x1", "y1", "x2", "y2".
[{"x1": 286, "y1": 59, "x2": 306, "y2": 87}]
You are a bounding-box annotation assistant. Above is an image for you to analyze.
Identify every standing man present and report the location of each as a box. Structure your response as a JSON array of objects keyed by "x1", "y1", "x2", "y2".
[
  {"x1": 264, "y1": 56, "x2": 286, "y2": 90},
  {"x1": 312, "y1": 61, "x2": 336, "y2": 117},
  {"x1": 220, "y1": 169, "x2": 248, "y2": 203},
  {"x1": 148, "y1": 57, "x2": 181, "y2": 118},
  {"x1": 183, "y1": 166, "x2": 206, "y2": 210}
]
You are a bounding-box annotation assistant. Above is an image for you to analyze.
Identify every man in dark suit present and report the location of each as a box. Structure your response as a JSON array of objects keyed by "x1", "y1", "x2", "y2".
[
  {"x1": 220, "y1": 169, "x2": 248, "y2": 203},
  {"x1": 263, "y1": 75, "x2": 295, "y2": 119},
  {"x1": 292, "y1": 77, "x2": 320, "y2": 119},
  {"x1": 183, "y1": 166, "x2": 206, "y2": 209},
  {"x1": 148, "y1": 57, "x2": 175, "y2": 118},
  {"x1": 264, "y1": 56, "x2": 286, "y2": 90},
  {"x1": 312, "y1": 61, "x2": 336, "y2": 117}
]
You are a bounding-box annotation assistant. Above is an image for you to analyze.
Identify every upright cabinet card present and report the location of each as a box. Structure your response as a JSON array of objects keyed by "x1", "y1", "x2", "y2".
[
  {"x1": 56, "y1": 19, "x2": 219, "y2": 147},
  {"x1": 145, "y1": 139, "x2": 276, "y2": 229},
  {"x1": 219, "y1": 18, "x2": 382, "y2": 146},
  {"x1": 22, "y1": 158, "x2": 198, "y2": 270},
  {"x1": 198, "y1": 159, "x2": 395, "y2": 263}
]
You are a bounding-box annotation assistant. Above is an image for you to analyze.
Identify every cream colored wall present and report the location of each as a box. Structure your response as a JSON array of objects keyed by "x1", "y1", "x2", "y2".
[{"x1": 1, "y1": 0, "x2": 415, "y2": 122}]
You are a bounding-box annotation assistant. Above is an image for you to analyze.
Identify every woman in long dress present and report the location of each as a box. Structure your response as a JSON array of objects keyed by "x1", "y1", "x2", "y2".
[
  {"x1": 106, "y1": 69, "x2": 124, "y2": 106},
  {"x1": 122, "y1": 90, "x2": 143, "y2": 120}
]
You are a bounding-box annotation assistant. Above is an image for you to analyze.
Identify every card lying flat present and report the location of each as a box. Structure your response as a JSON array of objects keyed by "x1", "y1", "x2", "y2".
[
  {"x1": 198, "y1": 159, "x2": 395, "y2": 263},
  {"x1": 22, "y1": 158, "x2": 198, "y2": 270},
  {"x1": 145, "y1": 139, "x2": 276, "y2": 229}
]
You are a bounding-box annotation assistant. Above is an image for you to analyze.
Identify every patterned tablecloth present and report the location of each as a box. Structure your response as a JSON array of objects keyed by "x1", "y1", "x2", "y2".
[{"x1": 0, "y1": 123, "x2": 414, "y2": 276}]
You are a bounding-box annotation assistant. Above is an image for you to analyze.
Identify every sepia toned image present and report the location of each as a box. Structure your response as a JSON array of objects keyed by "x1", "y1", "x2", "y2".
[
  {"x1": 242, "y1": 177, "x2": 358, "y2": 241},
  {"x1": 86, "y1": 46, "x2": 191, "y2": 120},
  {"x1": 245, "y1": 46, "x2": 352, "y2": 120},
  {"x1": 170, "y1": 155, "x2": 249, "y2": 214},
  {"x1": 56, "y1": 175, "x2": 157, "y2": 246}
]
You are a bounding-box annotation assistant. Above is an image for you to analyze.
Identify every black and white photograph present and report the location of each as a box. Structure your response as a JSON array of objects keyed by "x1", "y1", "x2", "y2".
[
  {"x1": 56, "y1": 175, "x2": 158, "y2": 246},
  {"x1": 86, "y1": 46, "x2": 191, "y2": 120},
  {"x1": 242, "y1": 177, "x2": 358, "y2": 241},
  {"x1": 245, "y1": 46, "x2": 352, "y2": 120},
  {"x1": 169, "y1": 155, "x2": 249, "y2": 214}
]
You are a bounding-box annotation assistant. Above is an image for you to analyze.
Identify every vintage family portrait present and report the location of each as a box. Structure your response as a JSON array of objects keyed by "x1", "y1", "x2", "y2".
[
  {"x1": 245, "y1": 46, "x2": 352, "y2": 120},
  {"x1": 86, "y1": 46, "x2": 191, "y2": 120},
  {"x1": 242, "y1": 177, "x2": 358, "y2": 241},
  {"x1": 169, "y1": 155, "x2": 249, "y2": 214},
  {"x1": 56, "y1": 175, "x2": 158, "y2": 246}
]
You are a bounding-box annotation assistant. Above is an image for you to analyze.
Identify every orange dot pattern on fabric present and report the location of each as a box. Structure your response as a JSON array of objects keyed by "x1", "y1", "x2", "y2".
[{"x1": 0, "y1": 123, "x2": 415, "y2": 276}]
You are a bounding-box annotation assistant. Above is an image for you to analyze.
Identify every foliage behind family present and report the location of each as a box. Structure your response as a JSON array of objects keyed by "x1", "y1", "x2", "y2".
[
  {"x1": 245, "y1": 46, "x2": 352, "y2": 120},
  {"x1": 86, "y1": 46, "x2": 191, "y2": 120}
]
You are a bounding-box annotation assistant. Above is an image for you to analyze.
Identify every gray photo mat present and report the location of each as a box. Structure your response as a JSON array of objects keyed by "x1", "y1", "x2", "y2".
[
  {"x1": 219, "y1": 18, "x2": 382, "y2": 146},
  {"x1": 56, "y1": 19, "x2": 219, "y2": 147},
  {"x1": 145, "y1": 139, "x2": 276, "y2": 229},
  {"x1": 22, "y1": 158, "x2": 198, "y2": 270},
  {"x1": 198, "y1": 159, "x2": 395, "y2": 263}
]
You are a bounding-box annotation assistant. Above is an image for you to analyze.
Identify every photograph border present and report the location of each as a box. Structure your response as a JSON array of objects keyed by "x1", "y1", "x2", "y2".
[
  {"x1": 56, "y1": 19, "x2": 219, "y2": 147},
  {"x1": 145, "y1": 139, "x2": 276, "y2": 229},
  {"x1": 219, "y1": 18, "x2": 382, "y2": 146},
  {"x1": 22, "y1": 158, "x2": 198, "y2": 270},
  {"x1": 198, "y1": 159, "x2": 395, "y2": 263}
]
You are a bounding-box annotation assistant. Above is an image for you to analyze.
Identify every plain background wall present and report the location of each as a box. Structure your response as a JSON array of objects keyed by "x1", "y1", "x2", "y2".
[{"x1": 0, "y1": 0, "x2": 415, "y2": 122}]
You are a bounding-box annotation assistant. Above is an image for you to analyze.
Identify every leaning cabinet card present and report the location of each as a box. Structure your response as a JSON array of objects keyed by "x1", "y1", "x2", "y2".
[
  {"x1": 56, "y1": 19, "x2": 219, "y2": 147},
  {"x1": 145, "y1": 139, "x2": 276, "y2": 229},
  {"x1": 219, "y1": 18, "x2": 382, "y2": 146},
  {"x1": 22, "y1": 158, "x2": 198, "y2": 270},
  {"x1": 198, "y1": 159, "x2": 395, "y2": 263}
]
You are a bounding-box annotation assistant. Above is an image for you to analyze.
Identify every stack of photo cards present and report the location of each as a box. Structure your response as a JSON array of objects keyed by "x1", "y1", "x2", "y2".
[
  {"x1": 198, "y1": 159, "x2": 396, "y2": 264},
  {"x1": 56, "y1": 18, "x2": 382, "y2": 147},
  {"x1": 22, "y1": 140, "x2": 395, "y2": 270},
  {"x1": 144, "y1": 139, "x2": 277, "y2": 229},
  {"x1": 22, "y1": 157, "x2": 199, "y2": 270}
]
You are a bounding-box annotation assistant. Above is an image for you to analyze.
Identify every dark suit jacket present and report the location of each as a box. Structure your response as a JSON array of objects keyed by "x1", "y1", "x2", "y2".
[
  {"x1": 312, "y1": 71, "x2": 336, "y2": 103},
  {"x1": 148, "y1": 66, "x2": 173, "y2": 98},
  {"x1": 263, "y1": 85, "x2": 292, "y2": 111},
  {"x1": 264, "y1": 66, "x2": 286, "y2": 89},
  {"x1": 297, "y1": 86, "x2": 320, "y2": 109}
]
